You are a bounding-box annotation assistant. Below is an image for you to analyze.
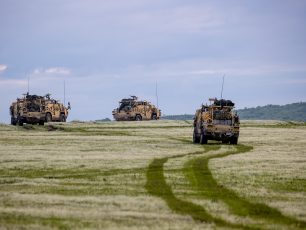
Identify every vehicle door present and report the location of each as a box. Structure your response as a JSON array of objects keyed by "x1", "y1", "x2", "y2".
[{"x1": 53, "y1": 103, "x2": 60, "y2": 119}]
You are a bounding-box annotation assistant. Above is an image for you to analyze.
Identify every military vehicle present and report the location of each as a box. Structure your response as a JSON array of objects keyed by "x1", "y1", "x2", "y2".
[
  {"x1": 44, "y1": 94, "x2": 70, "y2": 122},
  {"x1": 193, "y1": 98, "x2": 240, "y2": 144},
  {"x1": 10, "y1": 93, "x2": 71, "y2": 126},
  {"x1": 10, "y1": 94, "x2": 46, "y2": 126},
  {"x1": 112, "y1": 96, "x2": 161, "y2": 121}
]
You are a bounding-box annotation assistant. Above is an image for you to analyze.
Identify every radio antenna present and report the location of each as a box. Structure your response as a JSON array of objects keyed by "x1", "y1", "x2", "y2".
[
  {"x1": 64, "y1": 80, "x2": 66, "y2": 106},
  {"x1": 155, "y1": 81, "x2": 159, "y2": 109},
  {"x1": 27, "y1": 73, "x2": 30, "y2": 94},
  {"x1": 220, "y1": 74, "x2": 225, "y2": 99}
]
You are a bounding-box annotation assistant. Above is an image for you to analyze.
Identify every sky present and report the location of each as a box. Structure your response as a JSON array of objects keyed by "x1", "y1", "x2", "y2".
[{"x1": 0, "y1": 0, "x2": 306, "y2": 122}]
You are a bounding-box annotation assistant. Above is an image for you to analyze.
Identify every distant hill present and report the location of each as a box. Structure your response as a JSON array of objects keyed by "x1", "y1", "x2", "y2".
[
  {"x1": 161, "y1": 102, "x2": 306, "y2": 122},
  {"x1": 237, "y1": 102, "x2": 306, "y2": 121},
  {"x1": 161, "y1": 114, "x2": 194, "y2": 120},
  {"x1": 95, "y1": 118, "x2": 111, "y2": 122}
]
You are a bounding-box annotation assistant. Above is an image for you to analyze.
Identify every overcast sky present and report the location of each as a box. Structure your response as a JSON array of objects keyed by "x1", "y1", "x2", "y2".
[{"x1": 1, "y1": 0, "x2": 306, "y2": 122}]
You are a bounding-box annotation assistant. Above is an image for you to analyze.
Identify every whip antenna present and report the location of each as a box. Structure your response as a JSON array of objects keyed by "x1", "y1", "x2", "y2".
[
  {"x1": 64, "y1": 80, "x2": 66, "y2": 106},
  {"x1": 220, "y1": 74, "x2": 225, "y2": 99},
  {"x1": 155, "y1": 81, "x2": 159, "y2": 109},
  {"x1": 27, "y1": 74, "x2": 30, "y2": 94}
]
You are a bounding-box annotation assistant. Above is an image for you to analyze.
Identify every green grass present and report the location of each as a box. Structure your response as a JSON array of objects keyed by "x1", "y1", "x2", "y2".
[
  {"x1": 240, "y1": 120, "x2": 306, "y2": 128},
  {"x1": 0, "y1": 166, "x2": 146, "y2": 196},
  {"x1": 0, "y1": 120, "x2": 306, "y2": 229},
  {"x1": 146, "y1": 143, "x2": 306, "y2": 229},
  {"x1": 146, "y1": 157, "x2": 232, "y2": 227},
  {"x1": 184, "y1": 145, "x2": 306, "y2": 228},
  {"x1": 145, "y1": 146, "x2": 253, "y2": 229},
  {"x1": 146, "y1": 145, "x2": 306, "y2": 228}
]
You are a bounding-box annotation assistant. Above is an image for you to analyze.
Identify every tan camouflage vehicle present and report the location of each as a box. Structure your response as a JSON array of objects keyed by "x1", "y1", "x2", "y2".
[
  {"x1": 112, "y1": 96, "x2": 161, "y2": 121},
  {"x1": 44, "y1": 94, "x2": 70, "y2": 122},
  {"x1": 193, "y1": 98, "x2": 240, "y2": 144},
  {"x1": 10, "y1": 94, "x2": 46, "y2": 126}
]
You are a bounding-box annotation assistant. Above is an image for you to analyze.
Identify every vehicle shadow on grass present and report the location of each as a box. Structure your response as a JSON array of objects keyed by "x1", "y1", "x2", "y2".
[{"x1": 145, "y1": 143, "x2": 306, "y2": 229}]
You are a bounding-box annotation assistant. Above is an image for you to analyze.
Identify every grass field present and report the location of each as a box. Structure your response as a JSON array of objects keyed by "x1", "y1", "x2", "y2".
[{"x1": 0, "y1": 120, "x2": 305, "y2": 229}]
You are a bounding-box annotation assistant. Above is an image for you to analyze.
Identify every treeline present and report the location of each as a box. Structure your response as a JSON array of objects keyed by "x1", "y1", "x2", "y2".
[
  {"x1": 161, "y1": 102, "x2": 306, "y2": 122},
  {"x1": 161, "y1": 114, "x2": 194, "y2": 120},
  {"x1": 237, "y1": 102, "x2": 306, "y2": 121},
  {"x1": 95, "y1": 118, "x2": 111, "y2": 122}
]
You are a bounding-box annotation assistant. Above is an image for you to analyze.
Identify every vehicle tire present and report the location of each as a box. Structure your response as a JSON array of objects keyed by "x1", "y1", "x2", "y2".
[
  {"x1": 60, "y1": 114, "x2": 66, "y2": 122},
  {"x1": 17, "y1": 117, "x2": 23, "y2": 126},
  {"x1": 193, "y1": 130, "x2": 200, "y2": 143},
  {"x1": 230, "y1": 137, "x2": 238, "y2": 145},
  {"x1": 200, "y1": 133, "x2": 208, "y2": 144},
  {"x1": 152, "y1": 114, "x2": 157, "y2": 120},
  {"x1": 11, "y1": 117, "x2": 17, "y2": 126},
  {"x1": 39, "y1": 120, "x2": 44, "y2": 126},
  {"x1": 46, "y1": 113, "x2": 52, "y2": 122},
  {"x1": 135, "y1": 115, "x2": 142, "y2": 121}
]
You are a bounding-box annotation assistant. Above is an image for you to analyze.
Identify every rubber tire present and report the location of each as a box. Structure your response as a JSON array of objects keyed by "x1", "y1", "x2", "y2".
[
  {"x1": 11, "y1": 117, "x2": 17, "y2": 126},
  {"x1": 46, "y1": 113, "x2": 52, "y2": 122},
  {"x1": 39, "y1": 120, "x2": 44, "y2": 126},
  {"x1": 17, "y1": 117, "x2": 23, "y2": 126},
  {"x1": 230, "y1": 137, "x2": 238, "y2": 145},
  {"x1": 200, "y1": 133, "x2": 208, "y2": 144},
  {"x1": 135, "y1": 115, "x2": 142, "y2": 121},
  {"x1": 193, "y1": 130, "x2": 200, "y2": 143},
  {"x1": 60, "y1": 114, "x2": 66, "y2": 122},
  {"x1": 152, "y1": 114, "x2": 157, "y2": 120}
]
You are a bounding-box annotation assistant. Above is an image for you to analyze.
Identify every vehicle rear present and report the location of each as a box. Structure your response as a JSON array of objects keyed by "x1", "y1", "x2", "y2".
[
  {"x1": 20, "y1": 100, "x2": 46, "y2": 125},
  {"x1": 10, "y1": 95, "x2": 46, "y2": 126},
  {"x1": 203, "y1": 117, "x2": 239, "y2": 144},
  {"x1": 193, "y1": 99, "x2": 240, "y2": 145}
]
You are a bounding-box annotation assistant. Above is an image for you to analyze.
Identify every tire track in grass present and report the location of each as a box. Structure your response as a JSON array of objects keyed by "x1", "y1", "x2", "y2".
[
  {"x1": 145, "y1": 145, "x2": 256, "y2": 229},
  {"x1": 146, "y1": 144, "x2": 306, "y2": 229},
  {"x1": 184, "y1": 145, "x2": 306, "y2": 228}
]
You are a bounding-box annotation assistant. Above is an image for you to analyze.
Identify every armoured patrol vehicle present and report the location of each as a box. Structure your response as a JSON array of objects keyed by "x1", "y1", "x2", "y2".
[
  {"x1": 112, "y1": 96, "x2": 161, "y2": 121},
  {"x1": 10, "y1": 94, "x2": 46, "y2": 126},
  {"x1": 193, "y1": 98, "x2": 240, "y2": 144},
  {"x1": 44, "y1": 94, "x2": 70, "y2": 122}
]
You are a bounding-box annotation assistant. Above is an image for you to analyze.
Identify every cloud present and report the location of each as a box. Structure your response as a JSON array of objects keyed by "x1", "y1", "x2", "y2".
[
  {"x1": 0, "y1": 79, "x2": 26, "y2": 86},
  {"x1": 0, "y1": 64, "x2": 8, "y2": 72},
  {"x1": 45, "y1": 67, "x2": 71, "y2": 75},
  {"x1": 124, "y1": 5, "x2": 224, "y2": 35},
  {"x1": 118, "y1": 58, "x2": 306, "y2": 82},
  {"x1": 33, "y1": 67, "x2": 71, "y2": 75},
  {"x1": 284, "y1": 79, "x2": 306, "y2": 85}
]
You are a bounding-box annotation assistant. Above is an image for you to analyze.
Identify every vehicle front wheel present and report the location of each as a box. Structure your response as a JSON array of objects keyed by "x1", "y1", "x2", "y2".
[
  {"x1": 193, "y1": 130, "x2": 200, "y2": 143},
  {"x1": 60, "y1": 114, "x2": 66, "y2": 122},
  {"x1": 17, "y1": 117, "x2": 23, "y2": 126},
  {"x1": 39, "y1": 120, "x2": 44, "y2": 126},
  {"x1": 152, "y1": 114, "x2": 157, "y2": 120},
  {"x1": 11, "y1": 117, "x2": 17, "y2": 126},
  {"x1": 46, "y1": 113, "x2": 52, "y2": 122},
  {"x1": 135, "y1": 115, "x2": 142, "y2": 121},
  {"x1": 200, "y1": 133, "x2": 208, "y2": 144},
  {"x1": 230, "y1": 137, "x2": 238, "y2": 145}
]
